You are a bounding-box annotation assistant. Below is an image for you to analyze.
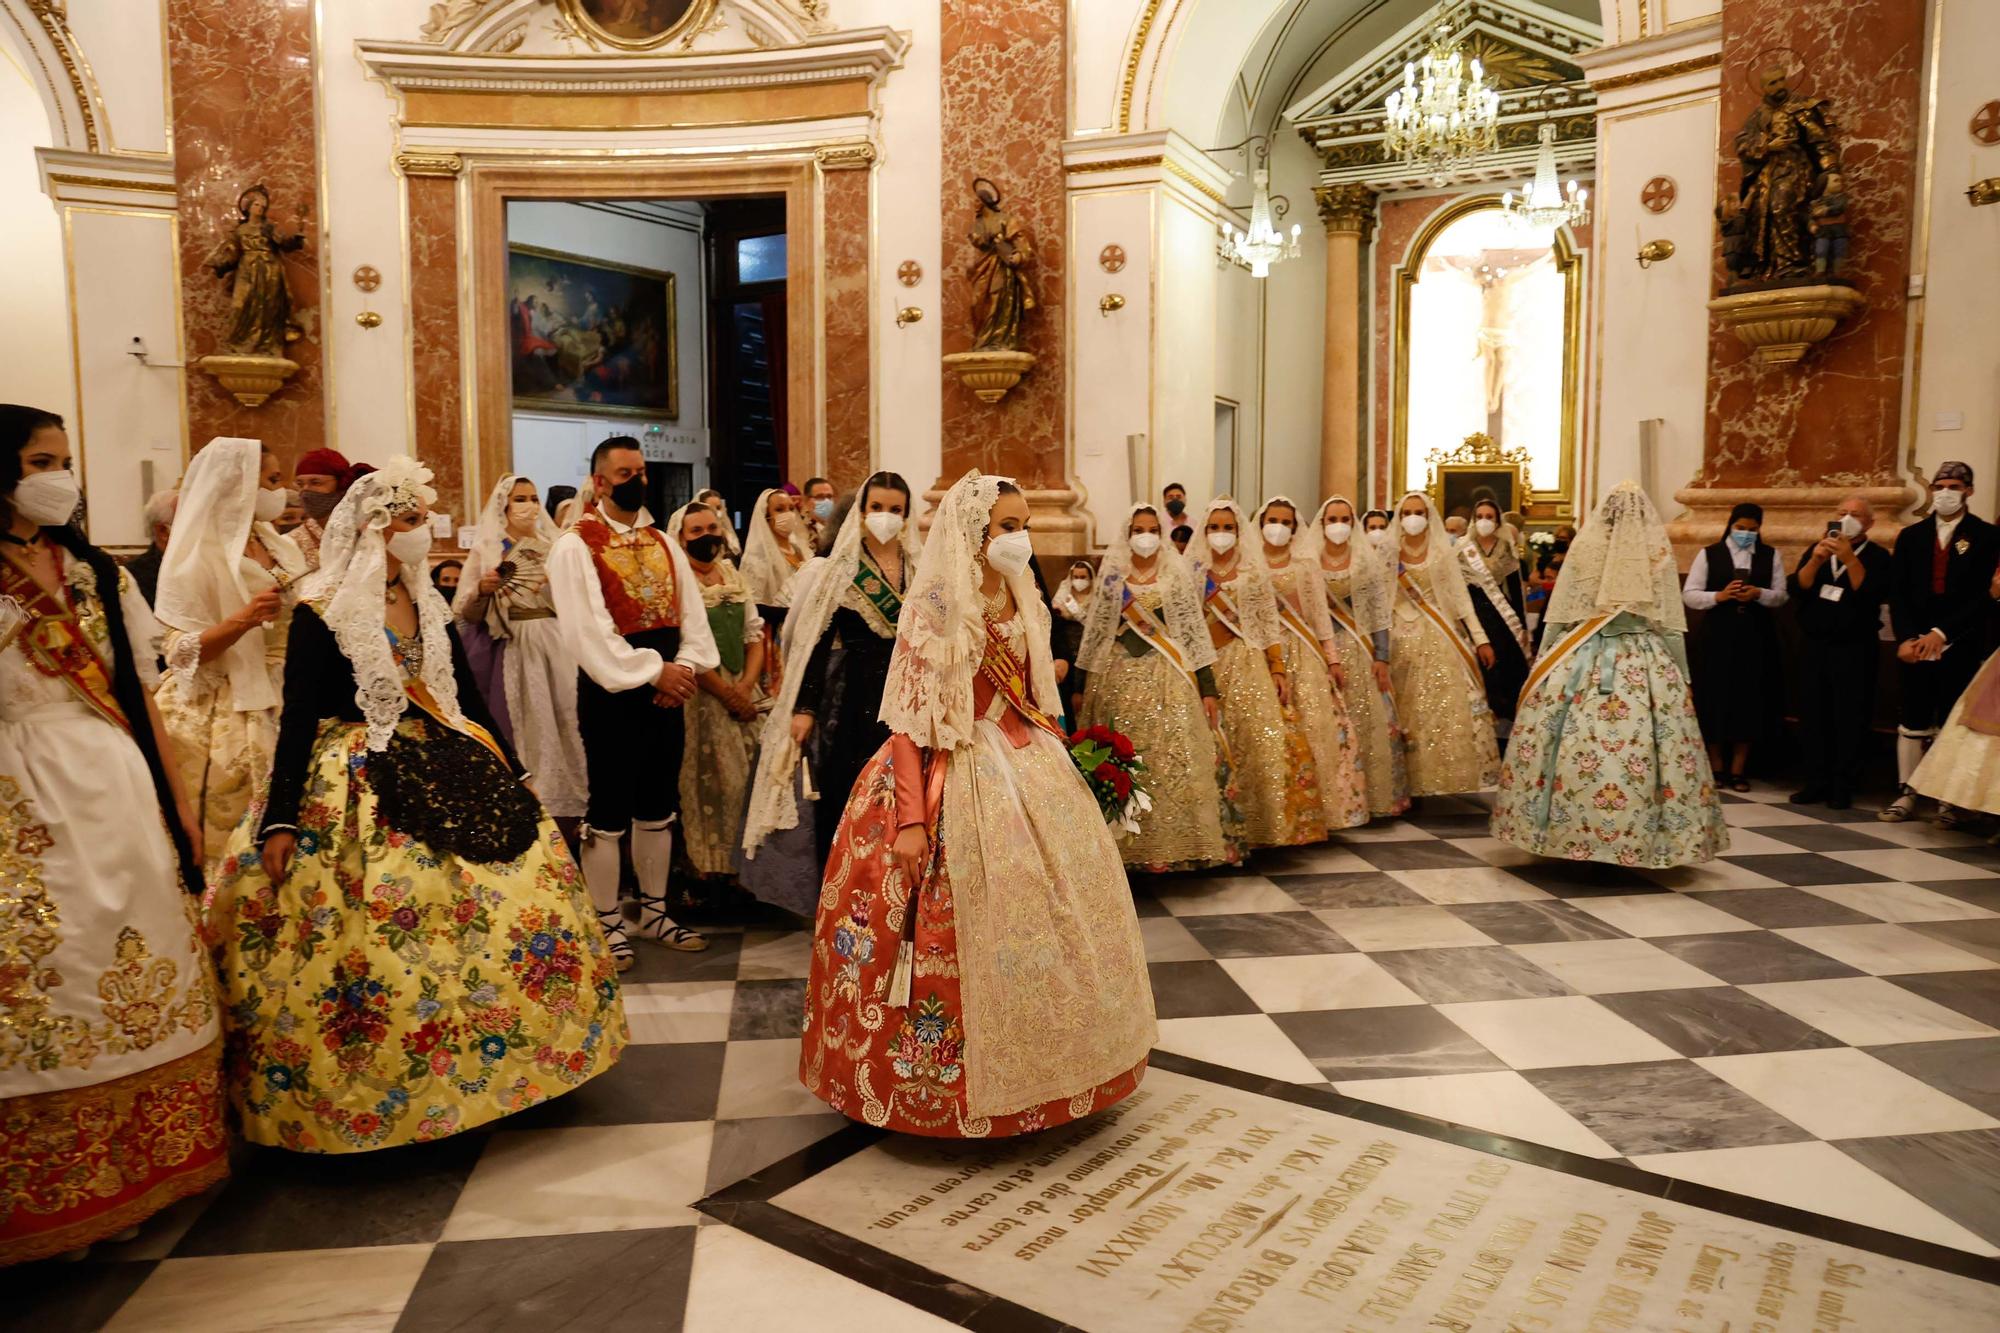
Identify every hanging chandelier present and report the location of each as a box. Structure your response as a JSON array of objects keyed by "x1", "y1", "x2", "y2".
[
  {"x1": 1219, "y1": 167, "x2": 1302, "y2": 278},
  {"x1": 1382, "y1": 17, "x2": 1500, "y2": 185},
  {"x1": 1502, "y1": 121, "x2": 1588, "y2": 231}
]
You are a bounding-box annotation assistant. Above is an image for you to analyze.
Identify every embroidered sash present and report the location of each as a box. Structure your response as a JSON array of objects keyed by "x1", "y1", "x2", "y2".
[
  {"x1": 1397, "y1": 568, "x2": 1483, "y2": 690},
  {"x1": 1118, "y1": 587, "x2": 1199, "y2": 690},
  {"x1": 0, "y1": 551, "x2": 129, "y2": 732},
  {"x1": 1323, "y1": 580, "x2": 1374, "y2": 659},
  {"x1": 1459, "y1": 543, "x2": 1531, "y2": 652},
  {"x1": 850, "y1": 551, "x2": 905, "y2": 635},
  {"x1": 978, "y1": 615, "x2": 1064, "y2": 740},
  {"x1": 1203, "y1": 576, "x2": 1249, "y2": 642},
  {"x1": 1274, "y1": 593, "x2": 1322, "y2": 660},
  {"x1": 1517, "y1": 614, "x2": 1614, "y2": 709},
  {"x1": 384, "y1": 626, "x2": 510, "y2": 768}
]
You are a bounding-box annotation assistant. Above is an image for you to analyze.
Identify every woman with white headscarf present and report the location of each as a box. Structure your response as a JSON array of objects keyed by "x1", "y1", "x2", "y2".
[
  {"x1": 1456, "y1": 493, "x2": 1531, "y2": 739},
  {"x1": 154, "y1": 436, "x2": 307, "y2": 871},
  {"x1": 800, "y1": 471, "x2": 1154, "y2": 1138},
  {"x1": 1189, "y1": 497, "x2": 1325, "y2": 847},
  {"x1": 206, "y1": 458, "x2": 626, "y2": 1152},
  {"x1": 1492, "y1": 482, "x2": 1726, "y2": 866},
  {"x1": 1258, "y1": 495, "x2": 1368, "y2": 832},
  {"x1": 1075, "y1": 503, "x2": 1232, "y2": 872},
  {"x1": 1388, "y1": 491, "x2": 1500, "y2": 795},
  {"x1": 453, "y1": 473, "x2": 587, "y2": 821},
  {"x1": 738, "y1": 486, "x2": 813, "y2": 617},
  {"x1": 1305, "y1": 495, "x2": 1410, "y2": 817}
]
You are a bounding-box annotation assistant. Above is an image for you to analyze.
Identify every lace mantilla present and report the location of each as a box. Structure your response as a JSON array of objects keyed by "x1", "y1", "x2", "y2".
[
  {"x1": 1076, "y1": 501, "x2": 1215, "y2": 675},
  {"x1": 739, "y1": 488, "x2": 814, "y2": 607},
  {"x1": 1391, "y1": 492, "x2": 1482, "y2": 630},
  {"x1": 1188, "y1": 496, "x2": 1284, "y2": 649},
  {"x1": 1544, "y1": 480, "x2": 1685, "y2": 634},
  {"x1": 1299, "y1": 494, "x2": 1393, "y2": 637}
]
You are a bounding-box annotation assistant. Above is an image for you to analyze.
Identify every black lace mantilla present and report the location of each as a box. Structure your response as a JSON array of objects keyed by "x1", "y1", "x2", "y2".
[{"x1": 370, "y1": 720, "x2": 539, "y2": 864}]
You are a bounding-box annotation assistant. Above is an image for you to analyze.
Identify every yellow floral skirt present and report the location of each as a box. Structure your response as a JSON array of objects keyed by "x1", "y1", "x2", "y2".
[
  {"x1": 1279, "y1": 634, "x2": 1368, "y2": 832},
  {"x1": 206, "y1": 717, "x2": 628, "y2": 1153},
  {"x1": 1213, "y1": 637, "x2": 1312, "y2": 847},
  {"x1": 1081, "y1": 649, "x2": 1229, "y2": 871}
]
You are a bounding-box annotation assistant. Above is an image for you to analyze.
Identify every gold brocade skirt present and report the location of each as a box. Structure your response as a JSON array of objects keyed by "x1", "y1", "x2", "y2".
[
  {"x1": 1279, "y1": 635, "x2": 1368, "y2": 832},
  {"x1": 1912, "y1": 663, "x2": 2000, "y2": 816},
  {"x1": 1389, "y1": 610, "x2": 1499, "y2": 797},
  {"x1": 1329, "y1": 631, "x2": 1410, "y2": 817},
  {"x1": 159, "y1": 667, "x2": 282, "y2": 878},
  {"x1": 679, "y1": 685, "x2": 760, "y2": 876},
  {"x1": 1213, "y1": 637, "x2": 1308, "y2": 847},
  {"x1": 1082, "y1": 649, "x2": 1229, "y2": 871}
]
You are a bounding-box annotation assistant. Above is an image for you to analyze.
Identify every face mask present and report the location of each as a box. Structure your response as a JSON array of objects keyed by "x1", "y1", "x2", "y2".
[
  {"x1": 1400, "y1": 513, "x2": 1428, "y2": 537},
  {"x1": 605, "y1": 476, "x2": 647, "y2": 513},
  {"x1": 773, "y1": 509, "x2": 799, "y2": 536},
  {"x1": 863, "y1": 511, "x2": 904, "y2": 544},
  {"x1": 1729, "y1": 528, "x2": 1757, "y2": 550},
  {"x1": 1261, "y1": 522, "x2": 1293, "y2": 548},
  {"x1": 387, "y1": 525, "x2": 433, "y2": 570},
  {"x1": 1473, "y1": 517, "x2": 1497, "y2": 538},
  {"x1": 813, "y1": 498, "x2": 834, "y2": 521},
  {"x1": 254, "y1": 486, "x2": 287, "y2": 523},
  {"x1": 10, "y1": 470, "x2": 80, "y2": 526},
  {"x1": 1838, "y1": 514, "x2": 1864, "y2": 539},
  {"x1": 1070, "y1": 575, "x2": 1092, "y2": 593},
  {"x1": 1207, "y1": 530, "x2": 1237, "y2": 555},
  {"x1": 1932, "y1": 488, "x2": 1965, "y2": 517},
  {"x1": 1324, "y1": 521, "x2": 1352, "y2": 546},
  {"x1": 1366, "y1": 527, "x2": 1388, "y2": 546},
  {"x1": 508, "y1": 499, "x2": 540, "y2": 522},
  {"x1": 985, "y1": 529, "x2": 1033, "y2": 578},
  {"x1": 1165, "y1": 498, "x2": 1185, "y2": 518},
  {"x1": 685, "y1": 533, "x2": 726, "y2": 564},
  {"x1": 1128, "y1": 531, "x2": 1162, "y2": 558},
  {"x1": 300, "y1": 488, "x2": 340, "y2": 522}
]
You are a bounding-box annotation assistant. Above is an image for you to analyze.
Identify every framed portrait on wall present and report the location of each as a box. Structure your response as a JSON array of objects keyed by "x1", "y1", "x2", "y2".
[
  {"x1": 1426, "y1": 433, "x2": 1529, "y2": 518},
  {"x1": 556, "y1": 0, "x2": 715, "y2": 50},
  {"x1": 508, "y1": 243, "x2": 678, "y2": 421}
]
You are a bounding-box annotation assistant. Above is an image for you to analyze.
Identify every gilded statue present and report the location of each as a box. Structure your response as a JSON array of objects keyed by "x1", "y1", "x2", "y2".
[
  {"x1": 1724, "y1": 63, "x2": 1842, "y2": 287},
  {"x1": 209, "y1": 185, "x2": 306, "y2": 358},
  {"x1": 966, "y1": 177, "x2": 1037, "y2": 352}
]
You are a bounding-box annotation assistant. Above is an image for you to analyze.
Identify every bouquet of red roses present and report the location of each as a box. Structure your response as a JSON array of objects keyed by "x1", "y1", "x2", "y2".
[{"x1": 1067, "y1": 723, "x2": 1152, "y2": 833}]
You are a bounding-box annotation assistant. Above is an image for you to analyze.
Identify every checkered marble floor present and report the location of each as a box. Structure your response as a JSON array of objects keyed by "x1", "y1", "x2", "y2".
[{"x1": 15, "y1": 785, "x2": 2000, "y2": 1330}]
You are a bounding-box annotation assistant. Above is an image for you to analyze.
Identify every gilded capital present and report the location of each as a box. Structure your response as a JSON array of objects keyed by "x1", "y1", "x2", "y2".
[
  {"x1": 815, "y1": 143, "x2": 877, "y2": 171},
  {"x1": 396, "y1": 152, "x2": 464, "y2": 178},
  {"x1": 1314, "y1": 183, "x2": 1379, "y2": 241}
]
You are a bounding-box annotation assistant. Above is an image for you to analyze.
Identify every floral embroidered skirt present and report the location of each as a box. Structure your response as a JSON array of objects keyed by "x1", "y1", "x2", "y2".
[
  {"x1": 1389, "y1": 610, "x2": 1499, "y2": 797},
  {"x1": 207, "y1": 717, "x2": 628, "y2": 1152},
  {"x1": 1213, "y1": 637, "x2": 1312, "y2": 847},
  {"x1": 1278, "y1": 634, "x2": 1367, "y2": 833},
  {"x1": 1080, "y1": 648, "x2": 1230, "y2": 872},
  {"x1": 801, "y1": 725, "x2": 1155, "y2": 1137},
  {"x1": 158, "y1": 667, "x2": 282, "y2": 879},
  {"x1": 1491, "y1": 620, "x2": 1728, "y2": 868},
  {"x1": 1329, "y1": 630, "x2": 1410, "y2": 818}
]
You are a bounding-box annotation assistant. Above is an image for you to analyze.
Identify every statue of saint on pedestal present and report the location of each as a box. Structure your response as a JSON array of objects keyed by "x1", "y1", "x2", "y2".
[
  {"x1": 1724, "y1": 63, "x2": 1842, "y2": 288},
  {"x1": 208, "y1": 185, "x2": 306, "y2": 357},
  {"x1": 966, "y1": 177, "x2": 1037, "y2": 352}
]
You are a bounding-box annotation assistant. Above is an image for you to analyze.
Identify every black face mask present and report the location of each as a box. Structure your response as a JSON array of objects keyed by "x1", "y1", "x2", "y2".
[
  {"x1": 299, "y1": 488, "x2": 340, "y2": 522},
  {"x1": 685, "y1": 534, "x2": 726, "y2": 564},
  {"x1": 606, "y1": 476, "x2": 648, "y2": 513},
  {"x1": 1165, "y1": 498, "x2": 1186, "y2": 517}
]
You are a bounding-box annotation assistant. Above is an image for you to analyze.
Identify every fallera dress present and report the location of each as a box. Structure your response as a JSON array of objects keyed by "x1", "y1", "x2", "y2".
[
  {"x1": 1203, "y1": 564, "x2": 1324, "y2": 847},
  {"x1": 1268, "y1": 560, "x2": 1368, "y2": 832},
  {"x1": 679, "y1": 561, "x2": 764, "y2": 877},
  {"x1": 1389, "y1": 552, "x2": 1499, "y2": 795},
  {"x1": 1911, "y1": 645, "x2": 2000, "y2": 815},
  {"x1": 1319, "y1": 563, "x2": 1410, "y2": 818}
]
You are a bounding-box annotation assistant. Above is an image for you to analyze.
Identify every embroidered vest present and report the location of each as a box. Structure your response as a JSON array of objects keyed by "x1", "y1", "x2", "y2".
[{"x1": 576, "y1": 514, "x2": 681, "y2": 638}]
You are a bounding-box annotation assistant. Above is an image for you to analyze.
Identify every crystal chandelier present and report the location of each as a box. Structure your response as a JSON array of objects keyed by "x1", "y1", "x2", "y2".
[
  {"x1": 1219, "y1": 167, "x2": 1302, "y2": 278},
  {"x1": 1502, "y1": 121, "x2": 1588, "y2": 230},
  {"x1": 1382, "y1": 17, "x2": 1500, "y2": 186}
]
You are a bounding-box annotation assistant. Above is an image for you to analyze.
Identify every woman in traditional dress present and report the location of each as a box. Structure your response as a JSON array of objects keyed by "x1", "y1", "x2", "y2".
[
  {"x1": 1910, "y1": 642, "x2": 2000, "y2": 825},
  {"x1": 1363, "y1": 509, "x2": 1392, "y2": 549},
  {"x1": 207, "y1": 458, "x2": 625, "y2": 1153},
  {"x1": 1189, "y1": 498, "x2": 1325, "y2": 847},
  {"x1": 799, "y1": 471, "x2": 1154, "y2": 1137},
  {"x1": 744, "y1": 473, "x2": 918, "y2": 909},
  {"x1": 665, "y1": 501, "x2": 766, "y2": 878},
  {"x1": 1493, "y1": 482, "x2": 1727, "y2": 867},
  {"x1": 452, "y1": 474, "x2": 587, "y2": 827},
  {"x1": 1075, "y1": 504, "x2": 1232, "y2": 872},
  {"x1": 739, "y1": 486, "x2": 814, "y2": 625},
  {"x1": 694, "y1": 487, "x2": 741, "y2": 558},
  {"x1": 1389, "y1": 492, "x2": 1500, "y2": 796},
  {"x1": 1258, "y1": 496, "x2": 1368, "y2": 832},
  {"x1": 0, "y1": 405, "x2": 226, "y2": 1264},
  {"x1": 1457, "y1": 495, "x2": 1532, "y2": 739},
  {"x1": 1682, "y1": 501, "x2": 1787, "y2": 791},
  {"x1": 154, "y1": 437, "x2": 308, "y2": 875},
  {"x1": 1304, "y1": 496, "x2": 1410, "y2": 818}
]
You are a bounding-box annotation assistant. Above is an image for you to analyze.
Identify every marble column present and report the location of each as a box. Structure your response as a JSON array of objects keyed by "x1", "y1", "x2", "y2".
[
  {"x1": 1314, "y1": 184, "x2": 1377, "y2": 505},
  {"x1": 818, "y1": 145, "x2": 874, "y2": 493},
  {"x1": 403, "y1": 155, "x2": 466, "y2": 528},
  {"x1": 166, "y1": 0, "x2": 323, "y2": 469}
]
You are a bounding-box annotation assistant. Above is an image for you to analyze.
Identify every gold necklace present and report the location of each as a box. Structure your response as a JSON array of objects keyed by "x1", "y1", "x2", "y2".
[{"x1": 982, "y1": 582, "x2": 1010, "y2": 617}]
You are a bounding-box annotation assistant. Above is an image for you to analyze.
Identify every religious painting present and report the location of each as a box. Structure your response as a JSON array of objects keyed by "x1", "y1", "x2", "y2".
[
  {"x1": 557, "y1": 0, "x2": 712, "y2": 49},
  {"x1": 509, "y1": 244, "x2": 678, "y2": 420},
  {"x1": 1437, "y1": 465, "x2": 1521, "y2": 518}
]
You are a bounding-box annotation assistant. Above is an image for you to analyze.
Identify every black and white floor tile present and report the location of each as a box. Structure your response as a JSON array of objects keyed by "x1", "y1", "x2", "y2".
[{"x1": 12, "y1": 785, "x2": 2000, "y2": 1330}]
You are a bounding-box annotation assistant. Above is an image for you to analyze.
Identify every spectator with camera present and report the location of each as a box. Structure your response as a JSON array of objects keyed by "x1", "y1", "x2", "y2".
[{"x1": 1789, "y1": 495, "x2": 1889, "y2": 809}]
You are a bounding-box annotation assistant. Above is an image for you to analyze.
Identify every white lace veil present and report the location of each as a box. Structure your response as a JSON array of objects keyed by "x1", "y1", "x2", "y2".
[
  {"x1": 1076, "y1": 503, "x2": 1215, "y2": 676},
  {"x1": 454, "y1": 472, "x2": 557, "y2": 621},
  {"x1": 1298, "y1": 494, "x2": 1392, "y2": 636},
  {"x1": 554, "y1": 480, "x2": 594, "y2": 531},
  {"x1": 879, "y1": 470, "x2": 1060, "y2": 751},
  {"x1": 1051, "y1": 561, "x2": 1093, "y2": 621},
  {"x1": 1395, "y1": 491, "x2": 1479, "y2": 626},
  {"x1": 739, "y1": 489, "x2": 814, "y2": 607},
  {"x1": 1187, "y1": 497, "x2": 1283, "y2": 649},
  {"x1": 1545, "y1": 480, "x2": 1685, "y2": 633},
  {"x1": 1256, "y1": 494, "x2": 1335, "y2": 642},
  {"x1": 297, "y1": 457, "x2": 460, "y2": 752},
  {"x1": 155, "y1": 436, "x2": 305, "y2": 712},
  {"x1": 694, "y1": 488, "x2": 742, "y2": 557},
  {"x1": 743, "y1": 475, "x2": 920, "y2": 855}
]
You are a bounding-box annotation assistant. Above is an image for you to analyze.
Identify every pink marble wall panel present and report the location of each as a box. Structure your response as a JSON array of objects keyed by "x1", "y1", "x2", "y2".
[
  {"x1": 408, "y1": 176, "x2": 466, "y2": 526},
  {"x1": 168, "y1": 0, "x2": 323, "y2": 470},
  {"x1": 1371, "y1": 196, "x2": 1438, "y2": 508},
  {"x1": 1701, "y1": 0, "x2": 1922, "y2": 487},
  {"x1": 821, "y1": 166, "x2": 872, "y2": 493},
  {"x1": 938, "y1": 0, "x2": 1066, "y2": 487}
]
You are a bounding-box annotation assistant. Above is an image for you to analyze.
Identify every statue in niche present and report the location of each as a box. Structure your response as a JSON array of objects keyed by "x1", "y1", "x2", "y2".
[
  {"x1": 965, "y1": 177, "x2": 1038, "y2": 352},
  {"x1": 208, "y1": 185, "x2": 306, "y2": 358},
  {"x1": 1724, "y1": 60, "x2": 1842, "y2": 287}
]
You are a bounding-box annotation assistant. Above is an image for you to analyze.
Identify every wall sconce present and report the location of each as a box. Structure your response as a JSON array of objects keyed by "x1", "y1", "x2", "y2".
[
  {"x1": 896, "y1": 306, "x2": 923, "y2": 329},
  {"x1": 1969, "y1": 179, "x2": 2000, "y2": 207},
  {"x1": 1636, "y1": 239, "x2": 1676, "y2": 268},
  {"x1": 127, "y1": 335, "x2": 185, "y2": 369},
  {"x1": 353, "y1": 265, "x2": 383, "y2": 329},
  {"x1": 1099, "y1": 293, "x2": 1126, "y2": 317}
]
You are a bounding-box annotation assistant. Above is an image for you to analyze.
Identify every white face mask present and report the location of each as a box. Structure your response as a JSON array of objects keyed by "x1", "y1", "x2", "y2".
[
  {"x1": 507, "y1": 498, "x2": 540, "y2": 522},
  {"x1": 1401, "y1": 513, "x2": 1428, "y2": 537},
  {"x1": 984, "y1": 529, "x2": 1033, "y2": 578},
  {"x1": 387, "y1": 525, "x2": 433, "y2": 570},
  {"x1": 863, "y1": 511, "x2": 904, "y2": 544},
  {"x1": 254, "y1": 486, "x2": 288, "y2": 523},
  {"x1": 1070, "y1": 575, "x2": 1092, "y2": 592},
  {"x1": 1261, "y1": 522, "x2": 1293, "y2": 548},
  {"x1": 1838, "y1": 514, "x2": 1864, "y2": 539},
  {"x1": 1365, "y1": 526, "x2": 1388, "y2": 546},
  {"x1": 1207, "y1": 530, "x2": 1238, "y2": 555},
  {"x1": 1932, "y1": 488, "x2": 1965, "y2": 517},
  {"x1": 1324, "y1": 521, "x2": 1352, "y2": 546},
  {"x1": 11, "y1": 470, "x2": 80, "y2": 526},
  {"x1": 1473, "y1": 517, "x2": 1497, "y2": 538},
  {"x1": 1128, "y1": 530, "x2": 1162, "y2": 558},
  {"x1": 772, "y1": 509, "x2": 800, "y2": 535}
]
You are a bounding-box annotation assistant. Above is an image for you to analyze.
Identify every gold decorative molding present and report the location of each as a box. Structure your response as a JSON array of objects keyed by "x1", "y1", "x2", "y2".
[
  {"x1": 1313, "y1": 183, "x2": 1378, "y2": 241},
  {"x1": 1064, "y1": 154, "x2": 1164, "y2": 175},
  {"x1": 814, "y1": 142, "x2": 876, "y2": 170},
  {"x1": 45, "y1": 172, "x2": 175, "y2": 194},
  {"x1": 22, "y1": 0, "x2": 98, "y2": 151},
  {"x1": 396, "y1": 152, "x2": 465, "y2": 177},
  {"x1": 1162, "y1": 157, "x2": 1225, "y2": 207},
  {"x1": 1589, "y1": 52, "x2": 1721, "y2": 94}
]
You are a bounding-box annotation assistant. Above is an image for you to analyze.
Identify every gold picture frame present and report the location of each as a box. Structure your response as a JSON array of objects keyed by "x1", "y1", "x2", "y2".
[
  {"x1": 507, "y1": 242, "x2": 679, "y2": 422},
  {"x1": 1426, "y1": 433, "x2": 1530, "y2": 518},
  {"x1": 556, "y1": 0, "x2": 718, "y2": 51}
]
